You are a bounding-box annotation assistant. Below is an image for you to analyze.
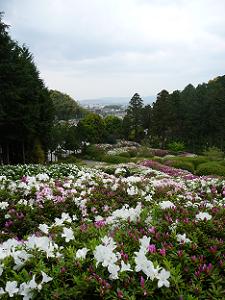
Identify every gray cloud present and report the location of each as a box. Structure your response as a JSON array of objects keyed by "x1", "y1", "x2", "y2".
[{"x1": 1, "y1": 0, "x2": 225, "y2": 99}]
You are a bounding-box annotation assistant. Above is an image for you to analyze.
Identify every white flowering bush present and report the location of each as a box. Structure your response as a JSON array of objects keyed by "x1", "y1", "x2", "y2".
[{"x1": 0, "y1": 163, "x2": 224, "y2": 299}]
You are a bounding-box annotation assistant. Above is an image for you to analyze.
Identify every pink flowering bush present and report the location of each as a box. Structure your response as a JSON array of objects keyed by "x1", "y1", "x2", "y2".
[{"x1": 0, "y1": 163, "x2": 224, "y2": 299}]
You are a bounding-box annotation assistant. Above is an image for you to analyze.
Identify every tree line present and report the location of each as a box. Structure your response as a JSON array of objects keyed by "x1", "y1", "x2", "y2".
[
  {"x1": 1, "y1": 11, "x2": 225, "y2": 164},
  {"x1": 123, "y1": 78, "x2": 225, "y2": 152},
  {"x1": 0, "y1": 13, "x2": 54, "y2": 164}
]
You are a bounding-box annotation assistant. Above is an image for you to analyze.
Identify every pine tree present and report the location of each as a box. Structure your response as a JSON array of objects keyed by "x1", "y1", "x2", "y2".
[
  {"x1": 0, "y1": 12, "x2": 53, "y2": 164},
  {"x1": 126, "y1": 93, "x2": 144, "y2": 142}
]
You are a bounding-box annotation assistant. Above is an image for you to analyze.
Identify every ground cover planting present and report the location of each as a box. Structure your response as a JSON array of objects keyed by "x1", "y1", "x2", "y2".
[{"x1": 0, "y1": 163, "x2": 225, "y2": 299}]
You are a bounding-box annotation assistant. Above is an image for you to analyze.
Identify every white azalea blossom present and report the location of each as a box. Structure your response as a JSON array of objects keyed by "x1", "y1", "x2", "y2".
[
  {"x1": 139, "y1": 235, "x2": 151, "y2": 253},
  {"x1": 120, "y1": 261, "x2": 132, "y2": 272},
  {"x1": 38, "y1": 223, "x2": 50, "y2": 234},
  {"x1": 93, "y1": 237, "x2": 121, "y2": 280},
  {"x1": 176, "y1": 233, "x2": 191, "y2": 244},
  {"x1": 41, "y1": 271, "x2": 53, "y2": 283},
  {"x1": 0, "y1": 288, "x2": 5, "y2": 295},
  {"x1": 159, "y1": 201, "x2": 176, "y2": 209},
  {"x1": 76, "y1": 248, "x2": 89, "y2": 259},
  {"x1": 62, "y1": 227, "x2": 74, "y2": 242},
  {"x1": 5, "y1": 281, "x2": 19, "y2": 297},
  {"x1": 134, "y1": 249, "x2": 159, "y2": 280},
  {"x1": 0, "y1": 264, "x2": 3, "y2": 276},
  {"x1": 156, "y1": 269, "x2": 171, "y2": 288},
  {"x1": 196, "y1": 212, "x2": 212, "y2": 221},
  {"x1": 0, "y1": 202, "x2": 9, "y2": 210}
]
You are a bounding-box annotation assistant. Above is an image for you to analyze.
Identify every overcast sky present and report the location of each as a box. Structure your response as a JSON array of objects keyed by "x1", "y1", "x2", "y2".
[{"x1": 1, "y1": 0, "x2": 225, "y2": 100}]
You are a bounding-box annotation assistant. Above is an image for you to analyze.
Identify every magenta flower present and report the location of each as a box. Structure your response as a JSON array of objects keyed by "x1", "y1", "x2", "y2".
[
  {"x1": 148, "y1": 244, "x2": 156, "y2": 253},
  {"x1": 148, "y1": 226, "x2": 156, "y2": 234},
  {"x1": 140, "y1": 276, "x2": 145, "y2": 288},
  {"x1": 117, "y1": 290, "x2": 123, "y2": 298},
  {"x1": 5, "y1": 220, "x2": 13, "y2": 228},
  {"x1": 159, "y1": 248, "x2": 166, "y2": 256}
]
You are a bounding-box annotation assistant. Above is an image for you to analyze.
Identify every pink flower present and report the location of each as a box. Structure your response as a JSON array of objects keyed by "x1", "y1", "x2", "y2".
[
  {"x1": 159, "y1": 248, "x2": 166, "y2": 256},
  {"x1": 140, "y1": 276, "x2": 145, "y2": 288},
  {"x1": 148, "y1": 227, "x2": 156, "y2": 234},
  {"x1": 5, "y1": 220, "x2": 13, "y2": 228},
  {"x1": 148, "y1": 244, "x2": 156, "y2": 253},
  {"x1": 117, "y1": 290, "x2": 123, "y2": 298},
  {"x1": 94, "y1": 220, "x2": 105, "y2": 228}
]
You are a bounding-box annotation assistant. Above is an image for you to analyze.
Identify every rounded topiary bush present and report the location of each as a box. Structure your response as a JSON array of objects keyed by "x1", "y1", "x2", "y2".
[
  {"x1": 170, "y1": 160, "x2": 195, "y2": 173},
  {"x1": 196, "y1": 162, "x2": 225, "y2": 176},
  {"x1": 119, "y1": 151, "x2": 131, "y2": 158},
  {"x1": 102, "y1": 155, "x2": 130, "y2": 164},
  {"x1": 186, "y1": 156, "x2": 209, "y2": 169}
]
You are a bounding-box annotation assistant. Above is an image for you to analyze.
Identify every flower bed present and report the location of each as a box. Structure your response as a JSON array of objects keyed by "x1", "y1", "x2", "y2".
[{"x1": 0, "y1": 163, "x2": 225, "y2": 299}]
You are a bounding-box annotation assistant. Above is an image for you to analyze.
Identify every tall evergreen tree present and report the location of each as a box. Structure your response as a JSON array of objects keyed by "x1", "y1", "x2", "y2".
[
  {"x1": 125, "y1": 93, "x2": 144, "y2": 142},
  {"x1": 0, "y1": 12, "x2": 53, "y2": 164}
]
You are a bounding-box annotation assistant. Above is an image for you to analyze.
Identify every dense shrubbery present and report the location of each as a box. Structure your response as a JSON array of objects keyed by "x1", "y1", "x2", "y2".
[
  {"x1": 0, "y1": 163, "x2": 224, "y2": 299},
  {"x1": 102, "y1": 155, "x2": 130, "y2": 164},
  {"x1": 203, "y1": 147, "x2": 224, "y2": 161},
  {"x1": 196, "y1": 162, "x2": 225, "y2": 176},
  {"x1": 166, "y1": 159, "x2": 195, "y2": 173}
]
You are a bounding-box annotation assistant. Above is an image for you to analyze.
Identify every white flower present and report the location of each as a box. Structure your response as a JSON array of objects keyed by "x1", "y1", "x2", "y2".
[
  {"x1": 19, "y1": 282, "x2": 33, "y2": 300},
  {"x1": 76, "y1": 248, "x2": 89, "y2": 260},
  {"x1": 62, "y1": 227, "x2": 74, "y2": 242},
  {"x1": 28, "y1": 275, "x2": 41, "y2": 291},
  {"x1": 36, "y1": 173, "x2": 49, "y2": 181},
  {"x1": 127, "y1": 186, "x2": 138, "y2": 196},
  {"x1": 72, "y1": 214, "x2": 78, "y2": 221},
  {"x1": 139, "y1": 235, "x2": 151, "y2": 253},
  {"x1": 38, "y1": 224, "x2": 50, "y2": 234},
  {"x1": 108, "y1": 263, "x2": 120, "y2": 280},
  {"x1": 41, "y1": 271, "x2": 53, "y2": 283},
  {"x1": 25, "y1": 235, "x2": 58, "y2": 258},
  {"x1": 101, "y1": 236, "x2": 117, "y2": 250},
  {"x1": 120, "y1": 261, "x2": 132, "y2": 272},
  {"x1": 176, "y1": 233, "x2": 191, "y2": 244},
  {"x1": 0, "y1": 202, "x2": 9, "y2": 210},
  {"x1": 196, "y1": 212, "x2": 212, "y2": 221},
  {"x1": 0, "y1": 264, "x2": 3, "y2": 276},
  {"x1": 156, "y1": 269, "x2": 170, "y2": 288},
  {"x1": 54, "y1": 213, "x2": 72, "y2": 226},
  {"x1": 13, "y1": 250, "x2": 32, "y2": 270},
  {"x1": 145, "y1": 194, "x2": 152, "y2": 202},
  {"x1": 0, "y1": 287, "x2": 5, "y2": 296},
  {"x1": 134, "y1": 250, "x2": 158, "y2": 280},
  {"x1": 93, "y1": 237, "x2": 121, "y2": 280},
  {"x1": 159, "y1": 201, "x2": 176, "y2": 209},
  {"x1": 5, "y1": 281, "x2": 19, "y2": 297}
]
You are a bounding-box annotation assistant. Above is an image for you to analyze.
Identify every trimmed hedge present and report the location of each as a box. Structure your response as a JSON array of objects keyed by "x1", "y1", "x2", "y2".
[
  {"x1": 102, "y1": 155, "x2": 130, "y2": 164},
  {"x1": 196, "y1": 162, "x2": 225, "y2": 176},
  {"x1": 170, "y1": 160, "x2": 195, "y2": 173}
]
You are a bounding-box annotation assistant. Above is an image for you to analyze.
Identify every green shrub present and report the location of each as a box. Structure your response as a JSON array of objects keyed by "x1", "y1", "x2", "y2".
[
  {"x1": 58, "y1": 155, "x2": 79, "y2": 164},
  {"x1": 102, "y1": 155, "x2": 130, "y2": 164},
  {"x1": 137, "y1": 147, "x2": 154, "y2": 158},
  {"x1": 196, "y1": 162, "x2": 225, "y2": 176},
  {"x1": 203, "y1": 146, "x2": 224, "y2": 161},
  {"x1": 185, "y1": 156, "x2": 209, "y2": 169},
  {"x1": 128, "y1": 149, "x2": 138, "y2": 157},
  {"x1": 220, "y1": 160, "x2": 225, "y2": 166},
  {"x1": 119, "y1": 151, "x2": 131, "y2": 158},
  {"x1": 170, "y1": 160, "x2": 195, "y2": 173},
  {"x1": 84, "y1": 145, "x2": 105, "y2": 161},
  {"x1": 168, "y1": 141, "x2": 185, "y2": 152}
]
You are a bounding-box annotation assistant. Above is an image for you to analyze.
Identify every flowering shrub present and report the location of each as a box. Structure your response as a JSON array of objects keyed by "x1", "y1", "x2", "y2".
[{"x1": 0, "y1": 163, "x2": 225, "y2": 299}]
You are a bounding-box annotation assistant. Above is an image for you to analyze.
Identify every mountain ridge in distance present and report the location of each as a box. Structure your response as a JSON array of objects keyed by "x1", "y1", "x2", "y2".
[{"x1": 79, "y1": 96, "x2": 155, "y2": 106}]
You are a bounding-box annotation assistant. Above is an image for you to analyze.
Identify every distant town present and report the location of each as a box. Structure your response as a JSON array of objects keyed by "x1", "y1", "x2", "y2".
[{"x1": 82, "y1": 104, "x2": 127, "y2": 119}]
